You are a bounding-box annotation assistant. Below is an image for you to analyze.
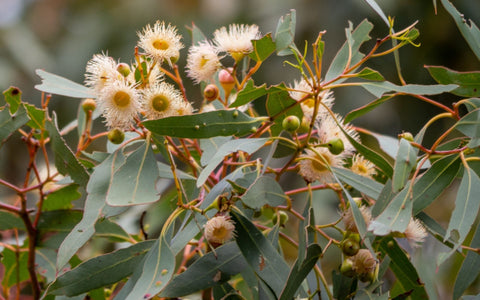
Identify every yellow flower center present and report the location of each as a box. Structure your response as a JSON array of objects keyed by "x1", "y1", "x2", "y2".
[
  {"x1": 303, "y1": 98, "x2": 315, "y2": 108},
  {"x1": 212, "y1": 226, "x2": 228, "y2": 241},
  {"x1": 152, "y1": 95, "x2": 169, "y2": 112},
  {"x1": 113, "y1": 91, "x2": 131, "y2": 108},
  {"x1": 356, "y1": 164, "x2": 368, "y2": 175},
  {"x1": 152, "y1": 39, "x2": 169, "y2": 50},
  {"x1": 199, "y1": 56, "x2": 209, "y2": 68},
  {"x1": 311, "y1": 152, "x2": 331, "y2": 172}
]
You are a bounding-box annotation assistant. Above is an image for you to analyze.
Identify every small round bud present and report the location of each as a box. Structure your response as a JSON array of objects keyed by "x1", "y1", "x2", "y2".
[
  {"x1": 282, "y1": 115, "x2": 301, "y2": 132},
  {"x1": 169, "y1": 51, "x2": 180, "y2": 64},
  {"x1": 340, "y1": 258, "x2": 355, "y2": 277},
  {"x1": 108, "y1": 128, "x2": 125, "y2": 145},
  {"x1": 327, "y1": 138, "x2": 344, "y2": 155},
  {"x1": 344, "y1": 232, "x2": 361, "y2": 243},
  {"x1": 204, "y1": 84, "x2": 219, "y2": 101},
  {"x1": 399, "y1": 132, "x2": 414, "y2": 142},
  {"x1": 82, "y1": 98, "x2": 96, "y2": 113},
  {"x1": 116, "y1": 63, "x2": 131, "y2": 77},
  {"x1": 341, "y1": 238, "x2": 360, "y2": 256},
  {"x1": 219, "y1": 68, "x2": 235, "y2": 95},
  {"x1": 272, "y1": 211, "x2": 289, "y2": 226}
]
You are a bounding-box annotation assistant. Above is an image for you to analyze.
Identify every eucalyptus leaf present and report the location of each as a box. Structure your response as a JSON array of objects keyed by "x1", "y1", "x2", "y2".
[
  {"x1": 392, "y1": 138, "x2": 417, "y2": 192},
  {"x1": 249, "y1": 33, "x2": 276, "y2": 62},
  {"x1": 344, "y1": 94, "x2": 395, "y2": 124},
  {"x1": 358, "y1": 81, "x2": 458, "y2": 98},
  {"x1": 35, "y1": 248, "x2": 57, "y2": 284},
  {"x1": 143, "y1": 110, "x2": 264, "y2": 138},
  {"x1": 266, "y1": 83, "x2": 303, "y2": 136},
  {"x1": 231, "y1": 210, "x2": 290, "y2": 298},
  {"x1": 241, "y1": 175, "x2": 288, "y2": 209},
  {"x1": 275, "y1": 9, "x2": 297, "y2": 56},
  {"x1": 229, "y1": 80, "x2": 268, "y2": 108},
  {"x1": 197, "y1": 138, "x2": 268, "y2": 187},
  {"x1": 160, "y1": 242, "x2": 247, "y2": 297},
  {"x1": 3, "y1": 86, "x2": 22, "y2": 113},
  {"x1": 0, "y1": 211, "x2": 25, "y2": 230},
  {"x1": 426, "y1": 65, "x2": 480, "y2": 97},
  {"x1": 106, "y1": 141, "x2": 161, "y2": 206},
  {"x1": 0, "y1": 104, "x2": 30, "y2": 148},
  {"x1": 200, "y1": 136, "x2": 232, "y2": 166},
  {"x1": 455, "y1": 108, "x2": 480, "y2": 139},
  {"x1": 332, "y1": 167, "x2": 383, "y2": 200},
  {"x1": 453, "y1": 223, "x2": 480, "y2": 300},
  {"x1": 35, "y1": 69, "x2": 95, "y2": 99}
]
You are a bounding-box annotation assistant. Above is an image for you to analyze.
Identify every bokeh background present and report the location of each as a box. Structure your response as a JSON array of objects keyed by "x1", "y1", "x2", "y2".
[{"x1": 1, "y1": 0, "x2": 479, "y2": 298}]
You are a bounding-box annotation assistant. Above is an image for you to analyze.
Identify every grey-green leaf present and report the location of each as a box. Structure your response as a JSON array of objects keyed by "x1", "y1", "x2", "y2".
[
  {"x1": 455, "y1": 108, "x2": 480, "y2": 138},
  {"x1": 160, "y1": 242, "x2": 247, "y2": 297},
  {"x1": 0, "y1": 104, "x2": 30, "y2": 148},
  {"x1": 196, "y1": 138, "x2": 268, "y2": 187},
  {"x1": 49, "y1": 241, "x2": 154, "y2": 296},
  {"x1": 453, "y1": 223, "x2": 480, "y2": 300},
  {"x1": 143, "y1": 110, "x2": 264, "y2": 139},
  {"x1": 274, "y1": 9, "x2": 297, "y2": 56},
  {"x1": 358, "y1": 81, "x2": 458, "y2": 98},
  {"x1": 241, "y1": 175, "x2": 288, "y2": 209},
  {"x1": 106, "y1": 142, "x2": 161, "y2": 206},
  {"x1": 392, "y1": 138, "x2": 417, "y2": 192},
  {"x1": 332, "y1": 167, "x2": 383, "y2": 200},
  {"x1": 35, "y1": 69, "x2": 95, "y2": 99}
]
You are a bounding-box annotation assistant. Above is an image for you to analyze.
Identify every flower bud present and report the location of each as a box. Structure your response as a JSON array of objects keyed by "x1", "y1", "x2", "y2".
[
  {"x1": 204, "y1": 84, "x2": 219, "y2": 101},
  {"x1": 282, "y1": 115, "x2": 301, "y2": 132},
  {"x1": 108, "y1": 128, "x2": 125, "y2": 144},
  {"x1": 399, "y1": 132, "x2": 414, "y2": 142},
  {"x1": 340, "y1": 258, "x2": 355, "y2": 277},
  {"x1": 327, "y1": 138, "x2": 344, "y2": 155},
  {"x1": 82, "y1": 98, "x2": 96, "y2": 113},
  {"x1": 272, "y1": 211, "x2": 289, "y2": 226},
  {"x1": 341, "y1": 238, "x2": 360, "y2": 256},
  {"x1": 219, "y1": 68, "x2": 235, "y2": 95},
  {"x1": 116, "y1": 63, "x2": 131, "y2": 77}
]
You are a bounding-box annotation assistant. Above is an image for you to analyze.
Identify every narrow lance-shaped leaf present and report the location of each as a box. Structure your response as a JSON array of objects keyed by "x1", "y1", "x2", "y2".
[
  {"x1": 440, "y1": 0, "x2": 480, "y2": 61},
  {"x1": 160, "y1": 242, "x2": 247, "y2": 297},
  {"x1": 439, "y1": 165, "x2": 480, "y2": 265},
  {"x1": 46, "y1": 114, "x2": 89, "y2": 187},
  {"x1": 48, "y1": 241, "x2": 154, "y2": 297},
  {"x1": 332, "y1": 167, "x2": 383, "y2": 200},
  {"x1": 325, "y1": 19, "x2": 373, "y2": 83},
  {"x1": 453, "y1": 223, "x2": 480, "y2": 299},
  {"x1": 197, "y1": 138, "x2": 268, "y2": 187},
  {"x1": 231, "y1": 210, "x2": 290, "y2": 298},
  {"x1": 455, "y1": 108, "x2": 480, "y2": 139},
  {"x1": 143, "y1": 109, "x2": 264, "y2": 139},
  {"x1": 426, "y1": 65, "x2": 480, "y2": 97},
  {"x1": 357, "y1": 80, "x2": 458, "y2": 98},
  {"x1": 344, "y1": 94, "x2": 395, "y2": 123},
  {"x1": 392, "y1": 138, "x2": 417, "y2": 192},
  {"x1": 35, "y1": 69, "x2": 95, "y2": 98},
  {"x1": 106, "y1": 141, "x2": 161, "y2": 206}
]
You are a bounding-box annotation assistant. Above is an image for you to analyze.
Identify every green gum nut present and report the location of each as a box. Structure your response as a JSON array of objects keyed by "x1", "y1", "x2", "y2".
[
  {"x1": 116, "y1": 63, "x2": 131, "y2": 77},
  {"x1": 272, "y1": 211, "x2": 289, "y2": 226},
  {"x1": 341, "y1": 238, "x2": 360, "y2": 256},
  {"x1": 399, "y1": 132, "x2": 414, "y2": 142},
  {"x1": 82, "y1": 98, "x2": 96, "y2": 113},
  {"x1": 327, "y1": 138, "x2": 344, "y2": 155},
  {"x1": 282, "y1": 115, "x2": 301, "y2": 132},
  {"x1": 340, "y1": 259, "x2": 355, "y2": 277},
  {"x1": 108, "y1": 128, "x2": 125, "y2": 145}
]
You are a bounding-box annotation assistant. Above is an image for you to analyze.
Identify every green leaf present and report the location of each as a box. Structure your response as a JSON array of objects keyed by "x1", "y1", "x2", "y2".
[
  {"x1": 106, "y1": 141, "x2": 161, "y2": 206},
  {"x1": 0, "y1": 104, "x2": 30, "y2": 148},
  {"x1": 95, "y1": 218, "x2": 131, "y2": 242},
  {"x1": 24, "y1": 103, "x2": 45, "y2": 130},
  {"x1": 332, "y1": 167, "x2": 383, "y2": 200},
  {"x1": 392, "y1": 138, "x2": 417, "y2": 192},
  {"x1": 362, "y1": 0, "x2": 389, "y2": 26},
  {"x1": 1, "y1": 246, "x2": 29, "y2": 287},
  {"x1": 56, "y1": 151, "x2": 124, "y2": 269},
  {"x1": 120, "y1": 234, "x2": 175, "y2": 300},
  {"x1": 43, "y1": 184, "x2": 81, "y2": 211},
  {"x1": 279, "y1": 244, "x2": 321, "y2": 300},
  {"x1": 325, "y1": 19, "x2": 373, "y2": 83},
  {"x1": 160, "y1": 242, "x2": 247, "y2": 297},
  {"x1": 416, "y1": 212, "x2": 455, "y2": 249},
  {"x1": 197, "y1": 138, "x2": 268, "y2": 187},
  {"x1": 0, "y1": 211, "x2": 25, "y2": 230},
  {"x1": 371, "y1": 180, "x2": 395, "y2": 218},
  {"x1": 231, "y1": 210, "x2": 290, "y2": 298},
  {"x1": 274, "y1": 9, "x2": 297, "y2": 56},
  {"x1": 230, "y1": 80, "x2": 268, "y2": 108},
  {"x1": 332, "y1": 270, "x2": 357, "y2": 300},
  {"x1": 46, "y1": 115, "x2": 89, "y2": 187},
  {"x1": 200, "y1": 136, "x2": 232, "y2": 165},
  {"x1": 444, "y1": 166, "x2": 480, "y2": 251},
  {"x1": 426, "y1": 65, "x2": 480, "y2": 97},
  {"x1": 358, "y1": 81, "x2": 458, "y2": 98},
  {"x1": 266, "y1": 84, "x2": 303, "y2": 136},
  {"x1": 35, "y1": 248, "x2": 57, "y2": 283},
  {"x1": 143, "y1": 110, "x2": 264, "y2": 138},
  {"x1": 249, "y1": 33, "x2": 276, "y2": 62},
  {"x1": 241, "y1": 175, "x2": 288, "y2": 209},
  {"x1": 440, "y1": 0, "x2": 480, "y2": 61},
  {"x1": 453, "y1": 223, "x2": 480, "y2": 299},
  {"x1": 344, "y1": 94, "x2": 394, "y2": 125},
  {"x1": 35, "y1": 69, "x2": 95, "y2": 98},
  {"x1": 455, "y1": 108, "x2": 480, "y2": 138},
  {"x1": 412, "y1": 154, "x2": 461, "y2": 214},
  {"x1": 379, "y1": 237, "x2": 428, "y2": 299},
  {"x1": 368, "y1": 182, "x2": 413, "y2": 235},
  {"x1": 157, "y1": 161, "x2": 196, "y2": 181},
  {"x1": 188, "y1": 22, "x2": 208, "y2": 45},
  {"x1": 48, "y1": 241, "x2": 154, "y2": 296},
  {"x1": 3, "y1": 86, "x2": 22, "y2": 114},
  {"x1": 355, "y1": 67, "x2": 385, "y2": 81}
]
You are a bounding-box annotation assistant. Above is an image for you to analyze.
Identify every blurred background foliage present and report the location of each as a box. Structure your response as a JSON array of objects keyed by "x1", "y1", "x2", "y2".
[{"x1": 1, "y1": 0, "x2": 479, "y2": 297}]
